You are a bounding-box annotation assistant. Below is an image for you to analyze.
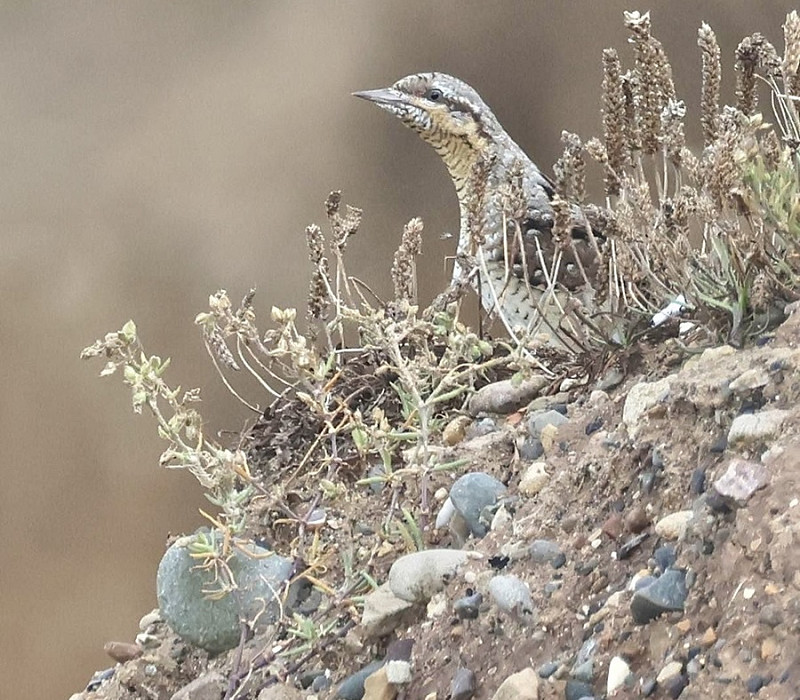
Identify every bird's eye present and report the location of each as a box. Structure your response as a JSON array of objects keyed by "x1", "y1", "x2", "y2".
[{"x1": 427, "y1": 88, "x2": 443, "y2": 102}]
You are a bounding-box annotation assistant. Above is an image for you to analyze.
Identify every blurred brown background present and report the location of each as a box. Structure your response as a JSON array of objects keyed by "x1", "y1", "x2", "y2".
[{"x1": 1, "y1": 2, "x2": 794, "y2": 697}]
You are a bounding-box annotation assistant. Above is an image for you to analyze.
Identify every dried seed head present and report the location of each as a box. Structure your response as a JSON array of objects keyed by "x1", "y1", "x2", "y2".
[
  {"x1": 783, "y1": 10, "x2": 800, "y2": 96},
  {"x1": 392, "y1": 217, "x2": 423, "y2": 302},
  {"x1": 305, "y1": 224, "x2": 330, "y2": 329},
  {"x1": 325, "y1": 190, "x2": 362, "y2": 253},
  {"x1": 553, "y1": 132, "x2": 585, "y2": 203},
  {"x1": 735, "y1": 35, "x2": 761, "y2": 115},
  {"x1": 661, "y1": 99, "x2": 686, "y2": 167},
  {"x1": 601, "y1": 48, "x2": 627, "y2": 196},
  {"x1": 698, "y1": 23, "x2": 721, "y2": 147}
]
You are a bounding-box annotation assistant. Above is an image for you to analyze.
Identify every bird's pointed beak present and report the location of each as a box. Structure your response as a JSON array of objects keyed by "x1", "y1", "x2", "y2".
[{"x1": 352, "y1": 87, "x2": 408, "y2": 107}]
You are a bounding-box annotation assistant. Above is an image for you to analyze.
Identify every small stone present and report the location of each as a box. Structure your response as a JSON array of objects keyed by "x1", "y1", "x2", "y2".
[
  {"x1": 761, "y1": 636, "x2": 779, "y2": 659},
  {"x1": 602, "y1": 513, "x2": 623, "y2": 540},
  {"x1": 388, "y1": 549, "x2": 472, "y2": 603},
  {"x1": 571, "y1": 660, "x2": 594, "y2": 683},
  {"x1": 654, "y1": 511, "x2": 693, "y2": 540},
  {"x1": 657, "y1": 661, "x2": 683, "y2": 684},
  {"x1": 435, "y1": 498, "x2": 456, "y2": 529},
  {"x1": 709, "y1": 434, "x2": 727, "y2": 453},
  {"x1": 450, "y1": 667, "x2": 476, "y2": 700},
  {"x1": 138, "y1": 609, "x2": 162, "y2": 631},
  {"x1": 663, "y1": 674, "x2": 689, "y2": 698},
  {"x1": 585, "y1": 416, "x2": 604, "y2": 435},
  {"x1": 713, "y1": 458, "x2": 769, "y2": 505},
  {"x1": 641, "y1": 678, "x2": 657, "y2": 696},
  {"x1": 468, "y1": 375, "x2": 548, "y2": 415},
  {"x1": 171, "y1": 671, "x2": 225, "y2": 700},
  {"x1": 700, "y1": 627, "x2": 717, "y2": 647},
  {"x1": 653, "y1": 545, "x2": 676, "y2": 572},
  {"x1": 745, "y1": 674, "x2": 768, "y2": 693},
  {"x1": 443, "y1": 416, "x2": 471, "y2": 445},
  {"x1": 758, "y1": 603, "x2": 783, "y2": 628},
  {"x1": 537, "y1": 661, "x2": 559, "y2": 679},
  {"x1": 631, "y1": 568, "x2": 688, "y2": 623},
  {"x1": 449, "y1": 472, "x2": 507, "y2": 538},
  {"x1": 728, "y1": 409, "x2": 790, "y2": 445},
  {"x1": 564, "y1": 679, "x2": 593, "y2": 700},
  {"x1": 453, "y1": 592, "x2": 483, "y2": 620},
  {"x1": 489, "y1": 574, "x2": 534, "y2": 617},
  {"x1": 539, "y1": 424, "x2": 560, "y2": 454},
  {"x1": 625, "y1": 506, "x2": 649, "y2": 534},
  {"x1": 337, "y1": 661, "x2": 385, "y2": 700},
  {"x1": 518, "y1": 435, "x2": 544, "y2": 461},
  {"x1": 363, "y1": 666, "x2": 397, "y2": 700},
  {"x1": 258, "y1": 683, "x2": 305, "y2": 700},
  {"x1": 519, "y1": 462, "x2": 549, "y2": 496},
  {"x1": 527, "y1": 409, "x2": 569, "y2": 438},
  {"x1": 729, "y1": 368, "x2": 769, "y2": 392},
  {"x1": 596, "y1": 366, "x2": 624, "y2": 391},
  {"x1": 606, "y1": 656, "x2": 631, "y2": 695},
  {"x1": 490, "y1": 667, "x2": 539, "y2": 700},
  {"x1": 689, "y1": 468, "x2": 706, "y2": 495},
  {"x1": 103, "y1": 641, "x2": 141, "y2": 663},
  {"x1": 528, "y1": 539, "x2": 564, "y2": 566}
]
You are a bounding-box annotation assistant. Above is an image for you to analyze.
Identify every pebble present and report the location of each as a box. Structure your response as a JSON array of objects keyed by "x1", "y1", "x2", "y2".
[
  {"x1": 138, "y1": 609, "x2": 162, "y2": 631},
  {"x1": 654, "y1": 511, "x2": 693, "y2": 540},
  {"x1": 624, "y1": 506, "x2": 649, "y2": 534},
  {"x1": 518, "y1": 435, "x2": 544, "y2": 461},
  {"x1": 689, "y1": 468, "x2": 706, "y2": 495},
  {"x1": 336, "y1": 660, "x2": 384, "y2": 700},
  {"x1": 606, "y1": 656, "x2": 632, "y2": 695},
  {"x1": 564, "y1": 679, "x2": 594, "y2": 700},
  {"x1": 759, "y1": 603, "x2": 783, "y2": 628},
  {"x1": 653, "y1": 545, "x2": 677, "y2": 572},
  {"x1": 537, "y1": 661, "x2": 559, "y2": 678},
  {"x1": 657, "y1": 661, "x2": 683, "y2": 684},
  {"x1": 453, "y1": 592, "x2": 483, "y2": 620},
  {"x1": 468, "y1": 375, "x2": 548, "y2": 415},
  {"x1": 443, "y1": 416, "x2": 471, "y2": 445},
  {"x1": 449, "y1": 472, "x2": 507, "y2": 538},
  {"x1": 727, "y1": 408, "x2": 790, "y2": 444},
  {"x1": 713, "y1": 458, "x2": 769, "y2": 504},
  {"x1": 529, "y1": 539, "x2": 564, "y2": 566},
  {"x1": 745, "y1": 673, "x2": 769, "y2": 693},
  {"x1": 388, "y1": 549, "x2": 472, "y2": 603},
  {"x1": 631, "y1": 568, "x2": 688, "y2": 623},
  {"x1": 103, "y1": 641, "x2": 141, "y2": 663},
  {"x1": 488, "y1": 574, "x2": 534, "y2": 616},
  {"x1": 518, "y1": 461, "x2": 549, "y2": 496},
  {"x1": 490, "y1": 667, "x2": 540, "y2": 700},
  {"x1": 435, "y1": 497, "x2": 457, "y2": 529},
  {"x1": 157, "y1": 532, "x2": 293, "y2": 653},
  {"x1": 729, "y1": 367, "x2": 769, "y2": 392},
  {"x1": 527, "y1": 409, "x2": 569, "y2": 438},
  {"x1": 585, "y1": 416, "x2": 604, "y2": 435},
  {"x1": 450, "y1": 667, "x2": 476, "y2": 700},
  {"x1": 761, "y1": 636, "x2": 779, "y2": 659}
]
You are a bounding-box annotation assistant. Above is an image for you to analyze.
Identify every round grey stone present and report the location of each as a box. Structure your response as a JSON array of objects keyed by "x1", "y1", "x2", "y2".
[
  {"x1": 488, "y1": 574, "x2": 534, "y2": 616},
  {"x1": 449, "y1": 472, "x2": 507, "y2": 538},
  {"x1": 157, "y1": 531, "x2": 293, "y2": 653}
]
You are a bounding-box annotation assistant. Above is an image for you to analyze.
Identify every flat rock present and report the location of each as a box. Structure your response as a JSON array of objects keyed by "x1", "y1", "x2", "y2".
[
  {"x1": 728, "y1": 408, "x2": 790, "y2": 445},
  {"x1": 360, "y1": 583, "x2": 416, "y2": 638},
  {"x1": 527, "y1": 409, "x2": 569, "y2": 438},
  {"x1": 490, "y1": 667, "x2": 540, "y2": 700},
  {"x1": 654, "y1": 511, "x2": 693, "y2": 540},
  {"x1": 631, "y1": 568, "x2": 688, "y2": 623},
  {"x1": 388, "y1": 549, "x2": 472, "y2": 603},
  {"x1": 171, "y1": 671, "x2": 225, "y2": 700},
  {"x1": 713, "y1": 457, "x2": 769, "y2": 504}
]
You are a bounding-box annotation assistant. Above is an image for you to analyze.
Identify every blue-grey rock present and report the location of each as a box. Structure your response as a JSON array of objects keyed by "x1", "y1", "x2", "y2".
[
  {"x1": 653, "y1": 545, "x2": 676, "y2": 572},
  {"x1": 538, "y1": 661, "x2": 559, "y2": 678},
  {"x1": 449, "y1": 472, "x2": 507, "y2": 538},
  {"x1": 565, "y1": 679, "x2": 594, "y2": 700},
  {"x1": 571, "y1": 660, "x2": 594, "y2": 683},
  {"x1": 453, "y1": 592, "x2": 483, "y2": 620},
  {"x1": 527, "y1": 409, "x2": 569, "y2": 438},
  {"x1": 388, "y1": 549, "x2": 471, "y2": 603},
  {"x1": 336, "y1": 660, "x2": 384, "y2": 700},
  {"x1": 450, "y1": 667, "x2": 476, "y2": 700},
  {"x1": 529, "y1": 539, "x2": 564, "y2": 566},
  {"x1": 489, "y1": 574, "x2": 534, "y2": 616},
  {"x1": 631, "y1": 568, "x2": 688, "y2": 623},
  {"x1": 157, "y1": 531, "x2": 293, "y2": 653},
  {"x1": 519, "y1": 435, "x2": 544, "y2": 460},
  {"x1": 573, "y1": 637, "x2": 598, "y2": 671}
]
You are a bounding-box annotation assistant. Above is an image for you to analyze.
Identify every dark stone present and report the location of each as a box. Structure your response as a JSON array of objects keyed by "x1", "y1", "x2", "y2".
[
  {"x1": 529, "y1": 539, "x2": 564, "y2": 566},
  {"x1": 451, "y1": 667, "x2": 476, "y2": 700},
  {"x1": 385, "y1": 638, "x2": 414, "y2": 662},
  {"x1": 652, "y1": 447, "x2": 666, "y2": 470},
  {"x1": 640, "y1": 470, "x2": 658, "y2": 493},
  {"x1": 336, "y1": 660, "x2": 384, "y2": 700},
  {"x1": 488, "y1": 555, "x2": 510, "y2": 570},
  {"x1": 709, "y1": 434, "x2": 727, "y2": 453},
  {"x1": 453, "y1": 592, "x2": 483, "y2": 620},
  {"x1": 745, "y1": 674, "x2": 767, "y2": 693},
  {"x1": 564, "y1": 679, "x2": 594, "y2": 700},
  {"x1": 653, "y1": 545, "x2": 676, "y2": 572},
  {"x1": 664, "y1": 673, "x2": 689, "y2": 698},
  {"x1": 641, "y1": 678, "x2": 657, "y2": 696},
  {"x1": 449, "y1": 472, "x2": 507, "y2": 538},
  {"x1": 576, "y1": 559, "x2": 598, "y2": 576},
  {"x1": 618, "y1": 532, "x2": 649, "y2": 560},
  {"x1": 689, "y1": 468, "x2": 707, "y2": 494},
  {"x1": 585, "y1": 416, "x2": 604, "y2": 435},
  {"x1": 519, "y1": 436, "x2": 544, "y2": 460},
  {"x1": 538, "y1": 661, "x2": 559, "y2": 678},
  {"x1": 631, "y1": 568, "x2": 688, "y2": 623},
  {"x1": 551, "y1": 552, "x2": 567, "y2": 569}
]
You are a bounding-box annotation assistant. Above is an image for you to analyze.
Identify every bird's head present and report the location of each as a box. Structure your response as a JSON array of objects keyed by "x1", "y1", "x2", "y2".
[{"x1": 354, "y1": 73, "x2": 502, "y2": 166}]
